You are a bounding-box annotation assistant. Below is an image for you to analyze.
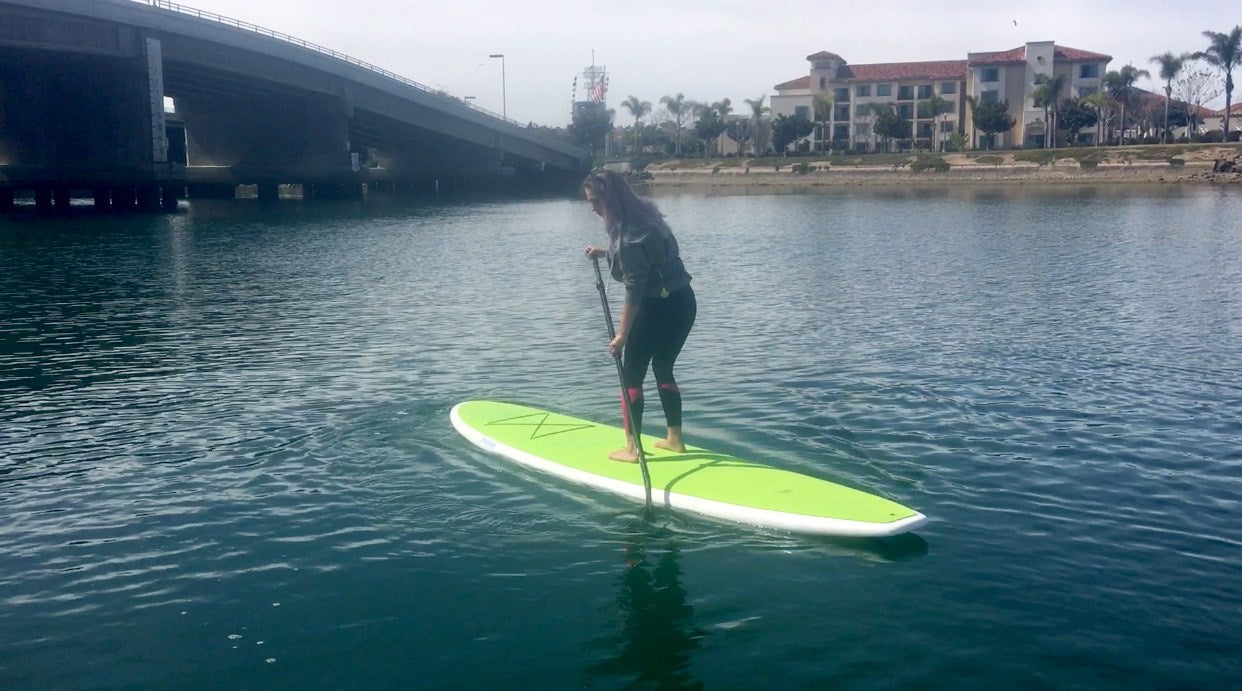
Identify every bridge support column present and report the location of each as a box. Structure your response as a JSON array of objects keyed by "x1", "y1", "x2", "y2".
[
  {"x1": 93, "y1": 188, "x2": 112, "y2": 211},
  {"x1": 112, "y1": 186, "x2": 138, "y2": 212},
  {"x1": 161, "y1": 186, "x2": 181, "y2": 211},
  {"x1": 35, "y1": 187, "x2": 52, "y2": 214}
]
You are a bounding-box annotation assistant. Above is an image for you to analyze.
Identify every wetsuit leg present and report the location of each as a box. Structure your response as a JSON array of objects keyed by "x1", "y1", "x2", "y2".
[{"x1": 650, "y1": 287, "x2": 696, "y2": 428}]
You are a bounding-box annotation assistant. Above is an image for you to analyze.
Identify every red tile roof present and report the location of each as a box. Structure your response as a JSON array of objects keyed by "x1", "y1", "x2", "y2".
[
  {"x1": 1135, "y1": 89, "x2": 1217, "y2": 117},
  {"x1": 970, "y1": 45, "x2": 1111, "y2": 65},
  {"x1": 839, "y1": 60, "x2": 968, "y2": 82},
  {"x1": 774, "y1": 75, "x2": 811, "y2": 91}
]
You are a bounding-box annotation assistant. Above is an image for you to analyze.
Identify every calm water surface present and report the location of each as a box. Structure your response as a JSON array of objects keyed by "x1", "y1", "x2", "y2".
[{"x1": 2, "y1": 185, "x2": 1240, "y2": 689}]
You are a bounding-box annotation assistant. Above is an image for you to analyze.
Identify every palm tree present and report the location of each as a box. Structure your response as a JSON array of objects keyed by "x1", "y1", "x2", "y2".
[
  {"x1": 1197, "y1": 26, "x2": 1242, "y2": 141},
  {"x1": 1083, "y1": 92, "x2": 1113, "y2": 145},
  {"x1": 1030, "y1": 73, "x2": 1068, "y2": 148},
  {"x1": 919, "y1": 93, "x2": 954, "y2": 151},
  {"x1": 711, "y1": 99, "x2": 732, "y2": 155},
  {"x1": 743, "y1": 96, "x2": 768, "y2": 156},
  {"x1": 1104, "y1": 64, "x2": 1150, "y2": 145},
  {"x1": 660, "y1": 93, "x2": 689, "y2": 157},
  {"x1": 813, "y1": 93, "x2": 833, "y2": 153},
  {"x1": 621, "y1": 96, "x2": 651, "y2": 156},
  {"x1": 1150, "y1": 52, "x2": 1189, "y2": 143}
]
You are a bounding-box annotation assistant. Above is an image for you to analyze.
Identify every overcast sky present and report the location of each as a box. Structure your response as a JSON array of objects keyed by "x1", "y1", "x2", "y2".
[{"x1": 169, "y1": 0, "x2": 1240, "y2": 126}]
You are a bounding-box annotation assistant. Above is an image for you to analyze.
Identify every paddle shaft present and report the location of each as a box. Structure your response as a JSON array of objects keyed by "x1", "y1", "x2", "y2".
[{"x1": 591, "y1": 255, "x2": 653, "y2": 507}]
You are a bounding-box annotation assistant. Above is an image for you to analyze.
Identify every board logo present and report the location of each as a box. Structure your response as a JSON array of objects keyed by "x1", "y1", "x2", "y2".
[{"x1": 486, "y1": 413, "x2": 595, "y2": 440}]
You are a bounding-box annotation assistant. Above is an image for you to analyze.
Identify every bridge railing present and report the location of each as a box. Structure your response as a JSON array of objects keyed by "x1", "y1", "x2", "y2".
[{"x1": 134, "y1": 0, "x2": 578, "y2": 155}]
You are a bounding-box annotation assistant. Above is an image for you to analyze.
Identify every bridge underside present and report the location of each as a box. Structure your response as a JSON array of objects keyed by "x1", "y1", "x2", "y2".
[{"x1": 0, "y1": 0, "x2": 587, "y2": 211}]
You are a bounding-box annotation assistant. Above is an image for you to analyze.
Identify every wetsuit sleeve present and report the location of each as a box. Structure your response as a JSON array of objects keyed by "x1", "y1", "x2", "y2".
[{"x1": 616, "y1": 237, "x2": 661, "y2": 306}]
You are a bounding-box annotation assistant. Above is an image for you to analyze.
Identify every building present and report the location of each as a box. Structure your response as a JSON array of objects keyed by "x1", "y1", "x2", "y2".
[
  {"x1": 1202, "y1": 102, "x2": 1242, "y2": 139},
  {"x1": 773, "y1": 42, "x2": 1111, "y2": 151}
]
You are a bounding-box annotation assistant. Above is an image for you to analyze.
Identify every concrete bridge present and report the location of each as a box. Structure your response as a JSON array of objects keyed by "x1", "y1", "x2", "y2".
[{"x1": 0, "y1": 0, "x2": 589, "y2": 212}]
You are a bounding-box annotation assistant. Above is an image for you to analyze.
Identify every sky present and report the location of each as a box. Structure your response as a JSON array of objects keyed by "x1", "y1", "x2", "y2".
[{"x1": 165, "y1": 0, "x2": 1241, "y2": 127}]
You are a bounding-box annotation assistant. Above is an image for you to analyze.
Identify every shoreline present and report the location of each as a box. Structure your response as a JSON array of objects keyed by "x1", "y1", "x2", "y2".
[
  {"x1": 642, "y1": 162, "x2": 1242, "y2": 189},
  {"x1": 637, "y1": 145, "x2": 1242, "y2": 189}
]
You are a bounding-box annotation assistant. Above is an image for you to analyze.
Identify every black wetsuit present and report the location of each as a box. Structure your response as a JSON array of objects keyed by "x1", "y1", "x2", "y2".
[{"x1": 608, "y1": 219, "x2": 696, "y2": 437}]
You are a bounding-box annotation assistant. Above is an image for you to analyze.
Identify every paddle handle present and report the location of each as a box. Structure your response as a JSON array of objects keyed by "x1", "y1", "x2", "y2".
[{"x1": 592, "y1": 255, "x2": 653, "y2": 507}]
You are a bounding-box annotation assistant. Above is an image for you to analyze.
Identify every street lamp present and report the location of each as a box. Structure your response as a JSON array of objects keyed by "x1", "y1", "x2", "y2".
[{"x1": 488, "y1": 53, "x2": 506, "y2": 119}]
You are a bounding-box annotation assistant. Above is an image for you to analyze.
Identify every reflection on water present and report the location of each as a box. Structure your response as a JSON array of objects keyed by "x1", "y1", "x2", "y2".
[
  {"x1": 587, "y1": 523, "x2": 706, "y2": 690},
  {"x1": 2, "y1": 187, "x2": 1241, "y2": 689}
]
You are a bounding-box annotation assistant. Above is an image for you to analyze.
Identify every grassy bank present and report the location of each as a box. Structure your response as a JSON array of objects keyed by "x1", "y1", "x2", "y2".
[{"x1": 637, "y1": 143, "x2": 1242, "y2": 187}]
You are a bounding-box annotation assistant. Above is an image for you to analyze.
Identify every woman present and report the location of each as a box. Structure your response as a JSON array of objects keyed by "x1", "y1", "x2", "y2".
[{"x1": 583, "y1": 170, "x2": 696, "y2": 462}]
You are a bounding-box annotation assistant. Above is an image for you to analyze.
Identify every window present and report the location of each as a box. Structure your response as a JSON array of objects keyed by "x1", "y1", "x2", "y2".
[
  {"x1": 834, "y1": 88, "x2": 850, "y2": 102},
  {"x1": 940, "y1": 81, "x2": 957, "y2": 95},
  {"x1": 814, "y1": 61, "x2": 834, "y2": 69},
  {"x1": 876, "y1": 83, "x2": 892, "y2": 97},
  {"x1": 854, "y1": 104, "x2": 871, "y2": 117},
  {"x1": 898, "y1": 85, "x2": 914, "y2": 100},
  {"x1": 854, "y1": 123, "x2": 872, "y2": 138},
  {"x1": 795, "y1": 105, "x2": 810, "y2": 118},
  {"x1": 942, "y1": 101, "x2": 957, "y2": 114},
  {"x1": 834, "y1": 124, "x2": 849, "y2": 141},
  {"x1": 855, "y1": 84, "x2": 871, "y2": 97},
  {"x1": 819, "y1": 77, "x2": 826, "y2": 89},
  {"x1": 898, "y1": 103, "x2": 914, "y2": 119},
  {"x1": 1080, "y1": 64, "x2": 1100, "y2": 78},
  {"x1": 917, "y1": 85, "x2": 933, "y2": 99},
  {"x1": 981, "y1": 68, "x2": 999, "y2": 83},
  {"x1": 834, "y1": 104, "x2": 851, "y2": 120},
  {"x1": 981, "y1": 90, "x2": 1000, "y2": 104},
  {"x1": 917, "y1": 122, "x2": 934, "y2": 138},
  {"x1": 940, "y1": 121, "x2": 954, "y2": 133}
]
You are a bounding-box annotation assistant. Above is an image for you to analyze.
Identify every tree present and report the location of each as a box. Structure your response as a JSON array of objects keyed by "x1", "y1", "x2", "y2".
[
  {"x1": 692, "y1": 104, "x2": 727, "y2": 157},
  {"x1": 770, "y1": 114, "x2": 814, "y2": 155},
  {"x1": 1174, "y1": 65, "x2": 1223, "y2": 139},
  {"x1": 1150, "y1": 52, "x2": 1189, "y2": 143},
  {"x1": 813, "y1": 93, "x2": 833, "y2": 153},
  {"x1": 972, "y1": 99, "x2": 1016, "y2": 149},
  {"x1": 1083, "y1": 92, "x2": 1114, "y2": 145},
  {"x1": 1104, "y1": 64, "x2": 1150, "y2": 144},
  {"x1": 918, "y1": 94, "x2": 954, "y2": 151},
  {"x1": 568, "y1": 104, "x2": 612, "y2": 156},
  {"x1": 1030, "y1": 73, "x2": 1068, "y2": 148},
  {"x1": 659, "y1": 93, "x2": 690, "y2": 157},
  {"x1": 711, "y1": 99, "x2": 733, "y2": 155},
  {"x1": 1197, "y1": 26, "x2": 1242, "y2": 140},
  {"x1": 1056, "y1": 97, "x2": 1098, "y2": 145},
  {"x1": 871, "y1": 103, "x2": 909, "y2": 153},
  {"x1": 743, "y1": 95, "x2": 769, "y2": 156},
  {"x1": 621, "y1": 96, "x2": 651, "y2": 155}
]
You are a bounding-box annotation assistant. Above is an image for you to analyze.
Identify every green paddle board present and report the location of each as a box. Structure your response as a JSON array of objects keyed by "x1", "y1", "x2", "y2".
[{"x1": 451, "y1": 401, "x2": 927, "y2": 537}]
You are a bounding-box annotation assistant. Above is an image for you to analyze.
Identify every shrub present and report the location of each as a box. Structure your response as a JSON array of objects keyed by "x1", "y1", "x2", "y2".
[
  {"x1": 1168, "y1": 158, "x2": 1186, "y2": 167},
  {"x1": 1014, "y1": 150, "x2": 1059, "y2": 166},
  {"x1": 974, "y1": 155, "x2": 1004, "y2": 166},
  {"x1": 910, "y1": 157, "x2": 950, "y2": 173}
]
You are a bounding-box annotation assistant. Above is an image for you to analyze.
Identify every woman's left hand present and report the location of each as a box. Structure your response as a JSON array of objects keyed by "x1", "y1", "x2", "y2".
[{"x1": 608, "y1": 334, "x2": 625, "y2": 356}]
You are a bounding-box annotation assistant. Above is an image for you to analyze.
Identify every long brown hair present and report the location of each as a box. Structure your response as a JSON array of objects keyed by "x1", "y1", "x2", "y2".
[{"x1": 582, "y1": 170, "x2": 670, "y2": 239}]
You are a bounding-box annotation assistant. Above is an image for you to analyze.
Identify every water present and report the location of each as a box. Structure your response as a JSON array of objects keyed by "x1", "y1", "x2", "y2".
[{"x1": 2, "y1": 186, "x2": 1240, "y2": 689}]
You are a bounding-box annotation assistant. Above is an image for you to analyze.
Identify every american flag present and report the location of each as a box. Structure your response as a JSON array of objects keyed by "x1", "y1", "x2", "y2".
[{"x1": 590, "y1": 75, "x2": 608, "y2": 103}]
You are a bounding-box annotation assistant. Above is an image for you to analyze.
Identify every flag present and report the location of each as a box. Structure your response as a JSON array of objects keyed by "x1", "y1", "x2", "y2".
[{"x1": 590, "y1": 75, "x2": 608, "y2": 103}]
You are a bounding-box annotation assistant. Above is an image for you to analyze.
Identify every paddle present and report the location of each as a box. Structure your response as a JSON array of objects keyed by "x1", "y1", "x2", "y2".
[{"x1": 591, "y1": 255, "x2": 653, "y2": 508}]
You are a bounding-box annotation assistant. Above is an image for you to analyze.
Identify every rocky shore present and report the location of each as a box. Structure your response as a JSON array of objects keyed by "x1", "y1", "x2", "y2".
[{"x1": 639, "y1": 145, "x2": 1242, "y2": 189}]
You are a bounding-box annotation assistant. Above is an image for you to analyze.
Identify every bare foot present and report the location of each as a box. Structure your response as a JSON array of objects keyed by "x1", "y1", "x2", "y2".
[
  {"x1": 608, "y1": 448, "x2": 639, "y2": 463},
  {"x1": 653, "y1": 439, "x2": 686, "y2": 453}
]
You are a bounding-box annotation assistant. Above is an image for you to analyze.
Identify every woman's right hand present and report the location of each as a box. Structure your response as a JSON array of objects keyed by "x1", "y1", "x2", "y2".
[{"x1": 584, "y1": 245, "x2": 606, "y2": 259}]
